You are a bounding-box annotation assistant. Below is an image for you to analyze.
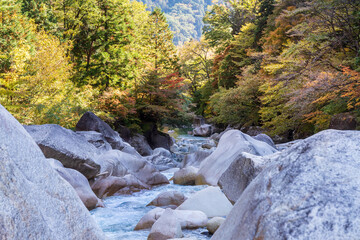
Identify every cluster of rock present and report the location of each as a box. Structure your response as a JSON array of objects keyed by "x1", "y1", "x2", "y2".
[{"x1": 174, "y1": 121, "x2": 360, "y2": 239}]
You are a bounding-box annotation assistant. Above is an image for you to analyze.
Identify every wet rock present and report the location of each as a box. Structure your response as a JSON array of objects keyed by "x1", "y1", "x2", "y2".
[
  {"x1": 25, "y1": 124, "x2": 101, "y2": 179},
  {"x1": 48, "y1": 158, "x2": 102, "y2": 210},
  {"x1": 144, "y1": 125, "x2": 173, "y2": 151},
  {"x1": 148, "y1": 209, "x2": 183, "y2": 240},
  {"x1": 0, "y1": 104, "x2": 105, "y2": 239},
  {"x1": 206, "y1": 217, "x2": 225, "y2": 234},
  {"x1": 218, "y1": 152, "x2": 274, "y2": 204},
  {"x1": 76, "y1": 111, "x2": 125, "y2": 150},
  {"x1": 195, "y1": 130, "x2": 278, "y2": 185},
  {"x1": 173, "y1": 166, "x2": 198, "y2": 185},
  {"x1": 177, "y1": 186, "x2": 233, "y2": 218},
  {"x1": 212, "y1": 129, "x2": 360, "y2": 240},
  {"x1": 147, "y1": 191, "x2": 187, "y2": 208}
]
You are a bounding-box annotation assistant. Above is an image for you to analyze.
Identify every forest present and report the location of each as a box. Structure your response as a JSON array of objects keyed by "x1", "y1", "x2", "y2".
[{"x1": 1, "y1": 0, "x2": 360, "y2": 141}]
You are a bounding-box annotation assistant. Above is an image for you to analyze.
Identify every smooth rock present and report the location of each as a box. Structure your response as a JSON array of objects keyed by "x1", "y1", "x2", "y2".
[
  {"x1": 212, "y1": 129, "x2": 360, "y2": 240},
  {"x1": 218, "y1": 152, "x2": 275, "y2": 204},
  {"x1": 128, "y1": 133, "x2": 153, "y2": 156},
  {"x1": 173, "y1": 166, "x2": 198, "y2": 185},
  {"x1": 177, "y1": 186, "x2": 233, "y2": 218},
  {"x1": 91, "y1": 176, "x2": 127, "y2": 198},
  {"x1": 148, "y1": 209, "x2": 183, "y2": 240},
  {"x1": 25, "y1": 124, "x2": 101, "y2": 179},
  {"x1": 76, "y1": 111, "x2": 125, "y2": 150},
  {"x1": 195, "y1": 130, "x2": 278, "y2": 185},
  {"x1": 135, "y1": 207, "x2": 165, "y2": 230},
  {"x1": 206, "y1": 217, "x2": 225, "y2": 234},
  {"x1": 121, "y1": 142, "x2": 142, "y2": 158},
  {"x1": 253, "y1": 133, "x2": 275, "y2": 148},
  {"x1": 147, "y1": 191, "x2": 187, "y2": 207},
  {"x1": 49, "y1": 158, "x2": 101, "y2": 210},
  {"x1": 0, "y1": 104, "x2": 105, "y2": 239}
]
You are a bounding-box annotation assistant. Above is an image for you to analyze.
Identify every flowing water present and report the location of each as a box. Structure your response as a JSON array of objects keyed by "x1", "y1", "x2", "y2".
[{"x1": 91, "y1": 135, "x2": 214, "y2": 240}]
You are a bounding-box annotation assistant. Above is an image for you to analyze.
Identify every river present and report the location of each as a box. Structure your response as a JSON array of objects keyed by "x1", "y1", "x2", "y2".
[{"x1": 91, "y1": 135, "x2": 214, "y2": 240}]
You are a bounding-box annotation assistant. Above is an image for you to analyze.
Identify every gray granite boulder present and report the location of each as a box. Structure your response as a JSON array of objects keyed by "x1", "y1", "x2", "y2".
[
  {"x1": 76, "y1": 130, "x2": 112, "y2": 153},
  {"x1": 0, "y1": 104, "x2": 105, "y2": 239},
  {"x1": 193, "y1": 124, "x2": 212, "y2": 137},
  {"x1": 253, "y1": 133, "x2": 275, "y2": 148},
  {"x1": 25, "y1": 124, "x2": 101, "y2": 179},
  {"x1": 212, "y1": 130, "x2": 360, "y2": 240},
  {"x1": 206, "y1": 217, "x2": 225, "y2": 234},
  {"x1": 146, "y1": 148, "x2": 179, "y2": 171},
  {"x1": 76, "y1": 111, "x2": 125, "y2": 150},
  {"x1": 128, "y1": 133, "x2": 153, "y2": 156},
  {"x1": 196, "y1": 130, "x2": 278, "y2": 185},
  {"x1": 148, "y1": 209, "x2": 183, "y2": 240},
  {"x1": 181, "y1": 150, "x2": 212, "y2": 168},
  {"x1": 48, "y1": 158, "x2": 102, "y2": 210},
  {"x1": 218, "y1": 152, "x2": 275, "y2": 204},
  {"x1": 173, "y1": 166, "x2": 198, "y2": 185}
]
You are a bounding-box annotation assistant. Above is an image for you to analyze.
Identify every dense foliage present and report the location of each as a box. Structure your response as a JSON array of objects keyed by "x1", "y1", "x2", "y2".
[
  {"x1": 0, "y1": 0, "x2": 186, "y2": 130},
  {"x1": 193, "y1": 0, "x2": 360, "y2": 140}
]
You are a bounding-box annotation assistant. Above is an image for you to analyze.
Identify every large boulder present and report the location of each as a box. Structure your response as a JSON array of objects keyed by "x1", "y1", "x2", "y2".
[
  {"x1": 146, "y1": 148, "x2": 179, "y2": 171},
  {"x1": 148, "y1": 209, "x2": 183, "y2": 240},
  {"x1": 96, "y1": 150, "x2": 169, "y2": 186},
  {"x1": 177, "y1": 186, "x2": 233, "y2": 218},
  {"x1": 24, "y1": 124, "x2": 101, "y2": 179},
  {"x1": 48, "y1": 158, "x2": 102, "y2": 210},
  {"x1": 147, "y1": 191, "x2": 187, "y2": 208},
  {"x1": 0, "y1": 104, "x2": 105, "y2": 239},
  {"x1": 212, "y1": 130, "x2": 360, "y2": 240},
  {"x1": 193, "y1": 124, "x2": 212, "y2": 137},
  {"x1": 135, "y1": 207, "x2": 165, "y2": 230},
  {"x1": 76, "y1": 111, "x2": 125, "y2": 150},
  {"x1": 128, "y1": 133, "x2": 153, "y2": 156},
  {"x1": 195, "y1": 130, "x2": 278, "y2": 185},
  {"x1": 173, "y1": 166, "x2": 198, "y2": 185},
  {"x1": 218, "y1": 152, "x2": 275, "y2": 204}
]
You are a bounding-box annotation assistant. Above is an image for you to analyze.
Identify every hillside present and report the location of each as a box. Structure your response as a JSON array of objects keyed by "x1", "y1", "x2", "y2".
[{"x1": 139, "y1": 0, "x2": 213, "y2": 45}]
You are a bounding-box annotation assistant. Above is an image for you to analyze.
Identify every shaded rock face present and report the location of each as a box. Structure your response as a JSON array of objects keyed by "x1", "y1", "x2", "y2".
[
  {"x1": 173, "y1": 166, "x2": 198, "y2": 185},
  {"x1": 196, "y1": 130, "x2": 278, "y2": 185},
  {"x1": 76, "y1": 111, "x2": 124, "y2": 150},
  {"x1": 148, "y1": 209, "x2": 183, "y2": 240},
  {"x1": 329, "y1": 112, "x2": 357, "y2": 130},
  {"x1": 218, "y1": 152, "x2": 273, "y2": 204},
  {"x1": 48, "y1": 158, "x2": 101, "y2": 210},
  {"x1": 177, "y1": 186, "x2": 233, "y2": 218},
  {"x1": 212, "y1": 130, "x2": 360, "y2": 240},
  {"x1": 144, "y1": 125, "x2": 173, "y2": 151},
  {"x1": 24, "y1": 124, "x2": 101, "y2": 179},
  {"x1": 128, "y1": 133, "x2": 153, "y2": 156},
  {"x1": 0, "y1": 104, "x2": 105, "y2": 240}
]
